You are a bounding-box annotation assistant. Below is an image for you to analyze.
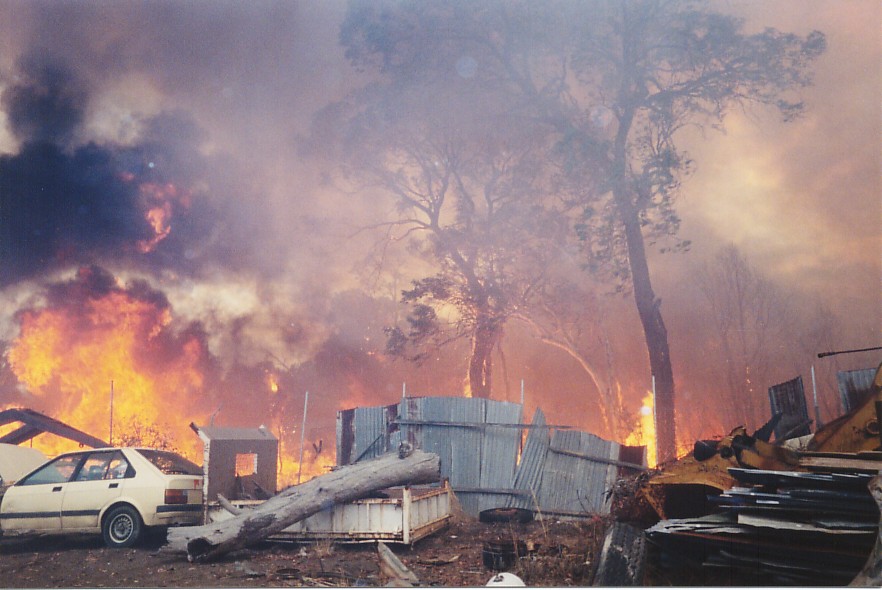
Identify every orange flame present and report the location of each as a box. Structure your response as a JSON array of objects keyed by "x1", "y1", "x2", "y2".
[
  {"x1": 6, "y1": 273, "x2": 209, "y2": 461},
  {"x1": 136, "y1": 182, "x2": 190, "y2": 253},
  {"x1": 624, "y1": 391, "x2": 657, "y2": 468}
]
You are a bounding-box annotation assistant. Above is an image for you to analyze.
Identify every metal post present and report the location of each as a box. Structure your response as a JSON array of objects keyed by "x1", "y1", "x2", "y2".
[
  {"x1": 647, "y1": 375, "x2": 658, "y2": 465},
  {"x1": 297, "y1": 390, "x2": 309, "y2": 485},
  {"x1": 109, "y1": 380, "x2": 114, "y2": 446},
  {"x1": 811, "y1": 365, "x2": 822, "y2": 430}
]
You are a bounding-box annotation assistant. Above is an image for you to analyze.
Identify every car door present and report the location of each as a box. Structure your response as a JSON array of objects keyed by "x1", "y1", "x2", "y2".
[
  {"x1": 61, "y1": 450, "x2": 127, "y2": 532},
  {"x1": 0, "y1": 453, "x2": 84, "y2": 533}
]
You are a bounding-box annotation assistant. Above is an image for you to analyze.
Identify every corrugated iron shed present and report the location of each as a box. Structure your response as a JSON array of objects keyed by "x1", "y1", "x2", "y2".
[{"x1": 336, "y1": 397, "x2": 645, "y2": 518}]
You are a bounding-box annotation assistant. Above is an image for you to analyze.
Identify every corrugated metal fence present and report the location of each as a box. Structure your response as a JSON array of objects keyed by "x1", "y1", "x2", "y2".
[
  {"x1": 837, "y1": 367, "x2": 877, "y2": 413},
  {"x1": 337, "y1": 397, "x2": 645, "y2": 518}
]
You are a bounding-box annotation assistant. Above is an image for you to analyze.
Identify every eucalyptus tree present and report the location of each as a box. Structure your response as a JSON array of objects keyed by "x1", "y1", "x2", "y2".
[
  {"x1": 313, "y1": 71, "x2": 573, "y2": 399},
  {"x1": 337, "y1": 0, "x2": 825, "y2": 459}
]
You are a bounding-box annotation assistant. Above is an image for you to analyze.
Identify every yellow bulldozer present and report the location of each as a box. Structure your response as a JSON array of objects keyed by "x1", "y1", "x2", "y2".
[{"x1": 638, "y1": 351, "x2": 882, "y2": 521}]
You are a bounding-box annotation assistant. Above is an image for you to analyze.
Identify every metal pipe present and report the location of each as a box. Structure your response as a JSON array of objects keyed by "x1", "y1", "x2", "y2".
[
  {"x1": 297, "y1": 390, "x2": 309, "y2": 485},
  {"x1": 109, "y1": 380, "x2": 114, "y2": 446},
  {"x1": 817, "y1": 345, "x2": 882, "y2": 358},
  {"x1": 811, "y1": 365, "x2": 822, "y2": 429}
]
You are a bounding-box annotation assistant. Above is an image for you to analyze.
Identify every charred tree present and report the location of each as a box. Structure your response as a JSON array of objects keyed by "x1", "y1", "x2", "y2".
[{"x1": 165, "y1": 450, "x2": 441, "y2": 562}]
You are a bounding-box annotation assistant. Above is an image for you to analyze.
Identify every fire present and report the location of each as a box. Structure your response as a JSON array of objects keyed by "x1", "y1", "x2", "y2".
[
  {"x1": 136, "y1": 182, "x2": 190, "y2": 253},
  {"x1": 6, "y1": 267, "x2": 209, "y2": 461},
  {"x1": 266, "y1": 373, "x2": 279, "y2": 394},
  {"x1": 624, "y1": 391, "x2": 657, "y2": 468}
]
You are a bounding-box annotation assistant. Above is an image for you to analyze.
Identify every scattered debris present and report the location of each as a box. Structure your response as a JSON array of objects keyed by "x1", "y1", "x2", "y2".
[
  {"x1": 852, "y1": 473, "x2": 882, "y2": 586},
  {"x1": 646, "y1": 461, "x2": 881, "y2": 585},
  {"x1": 376, "y1": 541, "x2": 420, "y2": 587},
  {"x1": 0, "y1": 408, "x2": 108, "y2": 448}
]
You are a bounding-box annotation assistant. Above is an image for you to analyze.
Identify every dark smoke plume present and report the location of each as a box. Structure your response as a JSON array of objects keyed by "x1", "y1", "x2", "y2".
[
  {"x1": 2, "y1": 53, "x2": 87, "y2": 146},
  {"x1": 0, "y1": 57, "x2": 223, "y2": 287}
]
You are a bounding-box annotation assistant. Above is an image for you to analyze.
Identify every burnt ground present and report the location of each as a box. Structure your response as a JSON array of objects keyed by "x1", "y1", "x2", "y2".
[{"x1": 0, "y1": 510, "x2": 615, "y2": 588}]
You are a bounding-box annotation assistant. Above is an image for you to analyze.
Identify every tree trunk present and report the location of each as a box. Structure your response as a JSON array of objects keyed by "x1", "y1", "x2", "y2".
[
  {"x1": 619, "y1": 204, "x2": 677, "y2": 463},
  {"x1": 609, "y1": 97, "x2": 676, "y2": 463},
  {"x1": 165, "y1": 450, "x2": 441, "y2": 562},
  {"x1": 468, "y1": 310, "x2": 498, "y2": 398}
]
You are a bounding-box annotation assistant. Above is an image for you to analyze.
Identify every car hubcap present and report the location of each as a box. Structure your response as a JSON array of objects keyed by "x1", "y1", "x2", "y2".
[{"x1": 111, "y1": 515, "x2": 133, "y2": 542}]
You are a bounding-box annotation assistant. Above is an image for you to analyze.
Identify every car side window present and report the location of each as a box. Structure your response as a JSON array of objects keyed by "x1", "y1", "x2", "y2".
[
  {"x1": 18, "y1": 454, "x2": 83, "y2": 486},
  {"x1": 106, "y1": 452, "x2": 132, "y2": 479},
  {"x1": 74, "y1": 451, "x2": 117, "y2": 481}
]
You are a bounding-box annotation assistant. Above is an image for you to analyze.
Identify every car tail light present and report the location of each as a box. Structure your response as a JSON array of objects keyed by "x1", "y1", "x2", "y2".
[{"x1": 165, "y1": 489, "x2": 188, "y2": 504}]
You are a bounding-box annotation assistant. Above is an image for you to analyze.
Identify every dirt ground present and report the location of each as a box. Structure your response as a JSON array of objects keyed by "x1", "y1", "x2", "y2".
[{"x1": 0, "y1": 512, "x2": 613, "y2": 588}]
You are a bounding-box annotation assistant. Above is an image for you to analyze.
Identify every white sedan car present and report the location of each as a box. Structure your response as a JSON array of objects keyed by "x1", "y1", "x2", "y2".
[{"x1": 0, "y1": 447, "x2": 203, "y2": 547}]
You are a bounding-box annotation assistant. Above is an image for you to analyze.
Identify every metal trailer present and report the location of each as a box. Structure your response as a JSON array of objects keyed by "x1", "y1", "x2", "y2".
[{"x1": 206, "y1": 482, "x2": 452, "y2": 545}]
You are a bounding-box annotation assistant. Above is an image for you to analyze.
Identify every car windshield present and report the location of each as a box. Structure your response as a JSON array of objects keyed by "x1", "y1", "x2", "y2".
[{"x1": 136, "y1": 449, "x2": 201, "y2": 475}]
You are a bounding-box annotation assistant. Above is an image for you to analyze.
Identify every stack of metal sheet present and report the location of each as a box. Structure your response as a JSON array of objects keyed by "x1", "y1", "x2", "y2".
[{"x1": 646, "y1": 465, "x2": 880, "y2": 585}]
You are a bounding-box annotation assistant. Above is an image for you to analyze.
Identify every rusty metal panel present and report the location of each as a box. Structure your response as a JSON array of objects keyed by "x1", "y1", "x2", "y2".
[
  {"x1": 837, "y1": 368, "x2": 877, "y2": 413},
  {"x1": 769, "y1": 376, "x2": 810, "y2": 440}
]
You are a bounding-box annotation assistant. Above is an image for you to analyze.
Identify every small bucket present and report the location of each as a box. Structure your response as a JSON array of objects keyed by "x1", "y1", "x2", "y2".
[{"x1": 482, "y1": 539, "x2": 527, "y2": 570}]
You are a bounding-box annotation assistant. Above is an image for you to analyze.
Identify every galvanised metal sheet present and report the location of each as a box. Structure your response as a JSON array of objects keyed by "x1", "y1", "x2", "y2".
[
  {"x1": 537, "y1": 429, "x2": 624, "y2": 515},
  {"x1": 837, "y1": 367, "x2": 877, "y2": 413},
  {"x1": 478, "y1": 400, "x2": 522, "y2": 513},
  {"x1": 353, "y1": 405, "x2": 390, "y2": 462},
  {"x1": 768, "y1": 376, "x2": 810, "y2": 440},
  {"x1": 508, "y1": 408, "x2": 549, "y2": 510},
  {"x1": 447, "y1": 397, "x2": 486, "y2": 515},
  {"x1": 413, "y1": 396, "x2": 452, "y2": 479}
]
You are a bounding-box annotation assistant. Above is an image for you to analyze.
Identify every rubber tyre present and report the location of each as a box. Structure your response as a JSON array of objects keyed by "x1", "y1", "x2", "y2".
[
  {"x1": 591, "y1": 522, "x2": 647, "y2": 586},
  {"x1": 102, "y1": 505, "x2": 143, "y2": 548},
  {"x1": 478, "y1": 508, "x2": 534, "y2": 524}
]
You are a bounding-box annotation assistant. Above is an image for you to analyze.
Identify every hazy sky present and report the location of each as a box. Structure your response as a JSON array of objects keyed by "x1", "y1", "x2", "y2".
[{"x1": 0, "y1": 0, "x2": 878, "y2": 446}]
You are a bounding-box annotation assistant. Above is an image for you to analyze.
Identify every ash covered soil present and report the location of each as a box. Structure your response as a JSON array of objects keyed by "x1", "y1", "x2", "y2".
[{"x1": 0, "y1": 513, "x2": 616, "y2": 588}]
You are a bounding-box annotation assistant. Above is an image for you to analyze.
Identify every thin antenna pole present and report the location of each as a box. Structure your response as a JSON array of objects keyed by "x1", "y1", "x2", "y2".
[
  {"x1": 811, "y1": 365, "x2": 822, "y2": 429},
  {"x1": 652, "y1": 375, "x2": 658, "y2": 465},
  {"x1": 109, "y1": 380, "x2": 114, "y2": 446},
  {"x1": 297, "y1": 391, "x2": 309, "y2": 485}
]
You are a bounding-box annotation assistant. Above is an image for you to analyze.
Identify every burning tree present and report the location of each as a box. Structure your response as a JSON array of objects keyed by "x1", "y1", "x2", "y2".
[
  {"x1": 337, "y1": 0, "x2": 826, "y2": 460},
  {"x1": 312, "y1": 72, "x2": 573, "y2": 398}
]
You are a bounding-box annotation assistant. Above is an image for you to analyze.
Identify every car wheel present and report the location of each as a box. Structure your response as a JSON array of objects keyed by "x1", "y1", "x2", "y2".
[{"x1": 102, "y1": 505, "x2": 142, "y2": 548}]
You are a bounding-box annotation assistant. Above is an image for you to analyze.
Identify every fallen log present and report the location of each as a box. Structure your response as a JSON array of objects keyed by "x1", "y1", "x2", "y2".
[{"x1": 165, "y1": 449, "x2": 441, "y2": 562}]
